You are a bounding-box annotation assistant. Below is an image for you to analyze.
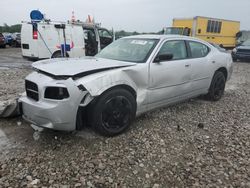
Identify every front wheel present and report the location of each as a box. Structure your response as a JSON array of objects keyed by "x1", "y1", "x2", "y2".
[
  {"x1": 206, "y1": 71, "x2": 226, "y2": 101},
  {"x1": 89, "y1": 88, "x2": 136, "y2": 136}
]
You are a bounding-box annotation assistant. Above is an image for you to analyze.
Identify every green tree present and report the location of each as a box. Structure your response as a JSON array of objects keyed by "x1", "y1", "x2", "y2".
[{"x1": 0, "y1": 24, "x2": 21, "y2": 33}]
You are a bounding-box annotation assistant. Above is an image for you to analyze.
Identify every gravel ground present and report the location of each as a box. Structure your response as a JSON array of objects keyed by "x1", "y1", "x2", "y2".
[
  {"x1": 0, "y1": 48, "x2": 250, "y2": 187},
  {"x1": 0, "y1": 48, "x2": 31, "y2": 112}
]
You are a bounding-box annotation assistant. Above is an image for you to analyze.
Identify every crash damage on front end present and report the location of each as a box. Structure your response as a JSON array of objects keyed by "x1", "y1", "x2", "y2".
[
  {"x1": 15, "y1": 57, "x2": 139, "y2": 131},
  {"x1": 19, "y1": 71, "x2": 88, "y2": 131}
]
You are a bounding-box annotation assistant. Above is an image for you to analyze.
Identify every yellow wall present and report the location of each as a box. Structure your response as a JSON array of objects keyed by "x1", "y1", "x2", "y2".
[
  {"x1": 172, "y1": 19, "x2": 193, "y2": 35},
  {"x1": 173, "y1": 19, "x2": 193, "y2": 29},
  {"x1": 195, "y1": 17, "x2": 240, "y2": 47},
  {"x1": 172, "y1": 17, "x2": 240, "y2": 47}
]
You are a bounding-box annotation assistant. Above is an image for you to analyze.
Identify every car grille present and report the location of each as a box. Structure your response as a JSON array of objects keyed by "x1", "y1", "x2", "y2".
[{"x1": 25, "y1": 80, "x2": 39, "y2": 101}]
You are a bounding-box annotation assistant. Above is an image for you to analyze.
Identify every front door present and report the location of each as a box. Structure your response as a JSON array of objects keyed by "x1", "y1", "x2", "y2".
[{"x1": 148, "y1": 40, "x2": 192, "y2": 106}]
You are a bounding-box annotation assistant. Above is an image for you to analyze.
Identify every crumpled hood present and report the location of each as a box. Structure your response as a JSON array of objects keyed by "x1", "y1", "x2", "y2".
[{"x1": 32, "y1": 57, "x2": 136, "y2": 77}]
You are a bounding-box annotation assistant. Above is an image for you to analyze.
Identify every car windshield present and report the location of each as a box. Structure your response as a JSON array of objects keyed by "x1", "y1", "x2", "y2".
[
  {"x1": 242, "y1": 40, "x2": 250, "y2": 46},
  {"x1": 96, "y1": 38, "x2": 159, "y2": 63}
]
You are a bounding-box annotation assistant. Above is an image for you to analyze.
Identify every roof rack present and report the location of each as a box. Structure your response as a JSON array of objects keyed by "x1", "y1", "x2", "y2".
[{"x1": 22, "y1": 19, "x2": 101, "y2": 28}]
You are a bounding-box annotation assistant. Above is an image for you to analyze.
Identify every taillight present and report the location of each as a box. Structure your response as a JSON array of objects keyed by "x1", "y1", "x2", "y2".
[
  {"x1": 33, "y1": 30, "x2": 38, "y2": 39},
  {"x1": 32, "y1": 23, "x2": 38, "y2": 40}
]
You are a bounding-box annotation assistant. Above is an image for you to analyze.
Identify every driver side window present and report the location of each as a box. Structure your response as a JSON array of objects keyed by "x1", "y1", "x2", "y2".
[{"x1": 158, "y1": 40, "x2": 187, "y2": 60}]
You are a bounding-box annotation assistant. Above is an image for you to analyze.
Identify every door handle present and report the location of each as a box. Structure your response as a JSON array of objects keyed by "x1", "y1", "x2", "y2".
[{"x1": 185, "y1": 64, "x2": 190, "y2": 67}]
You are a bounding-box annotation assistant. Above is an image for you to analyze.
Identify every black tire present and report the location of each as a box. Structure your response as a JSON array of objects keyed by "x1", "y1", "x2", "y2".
[
  {"x1": 89, "y1": 88, "x2": 136, "y2": 137},
  {"x1": 206, "y1": 71, "x2": 226, "y2": 101}
]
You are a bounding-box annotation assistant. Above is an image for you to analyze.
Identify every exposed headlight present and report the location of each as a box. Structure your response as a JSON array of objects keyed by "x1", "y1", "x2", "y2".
[
  {"x1": 232, "y1": 48, "x2": 237, "y2": 53},
  {"x1": 44, "y1": 87, "x2": 69, "y2": 100}
]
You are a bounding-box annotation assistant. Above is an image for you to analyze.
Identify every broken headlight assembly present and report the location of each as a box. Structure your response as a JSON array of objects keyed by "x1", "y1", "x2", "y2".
[{"x1": 44, "y1": 87, "x2": 69, "y2": 100}]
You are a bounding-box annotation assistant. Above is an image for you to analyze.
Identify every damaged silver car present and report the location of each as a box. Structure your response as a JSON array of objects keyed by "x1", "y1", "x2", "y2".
[{"x1": 19, "y1": 35, "x2": 233, "y2": 136}]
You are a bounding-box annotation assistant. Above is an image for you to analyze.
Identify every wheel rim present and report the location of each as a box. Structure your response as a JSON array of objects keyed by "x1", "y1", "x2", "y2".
[
  {"x1": 101, "y1": 96, "x2": 132, "y2": 132},
  {"x1": 214, "y1": 76, "x2": 225, "y2": 99}
]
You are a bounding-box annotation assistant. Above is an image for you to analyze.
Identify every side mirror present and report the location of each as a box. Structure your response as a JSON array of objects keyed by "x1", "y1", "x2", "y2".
[{"x1": 154, "y1": 53, "x2": 173, "y2": 63}]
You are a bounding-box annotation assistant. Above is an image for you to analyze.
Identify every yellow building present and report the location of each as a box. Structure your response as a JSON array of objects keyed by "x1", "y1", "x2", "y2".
[{"x1": 164, "y1": 16, "x2": 240, "y2": 48}]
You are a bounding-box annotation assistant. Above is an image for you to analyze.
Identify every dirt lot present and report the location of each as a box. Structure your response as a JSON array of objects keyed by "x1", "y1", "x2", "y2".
[{"x1": 0, "y1": 48, "x2": 250, "y2": 187}]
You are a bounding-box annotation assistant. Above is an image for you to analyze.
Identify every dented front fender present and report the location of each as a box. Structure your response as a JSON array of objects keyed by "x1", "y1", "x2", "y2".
[{"x1": 76, "y1": 64, "x2": 149, "y2": 112}]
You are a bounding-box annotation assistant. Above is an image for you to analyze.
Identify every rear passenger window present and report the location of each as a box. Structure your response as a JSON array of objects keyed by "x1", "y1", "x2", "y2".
[
  {"x1": 188, "y1": 41, "x2": 210, "y2": 58},
  {"x1": 158, "y1": 40, "x2": 187, "y2": 60}
]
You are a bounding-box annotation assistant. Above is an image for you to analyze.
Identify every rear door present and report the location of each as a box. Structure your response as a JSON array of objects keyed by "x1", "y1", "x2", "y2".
[
  {"x1": 21, "y1": 23, "x2": 39, "y2": 58},
  {"x1": 186, "y1": 40, "x2": 212, "y2": 91},
  {"x1": 36, "y1": 24, "x2": 59, "y2": 58},
  {"x1": 68, "y1": 25, "x2": 85, "y2": 57},
  {"x1": 148, "y1": 40, "x2": 192, "y2": 105}
]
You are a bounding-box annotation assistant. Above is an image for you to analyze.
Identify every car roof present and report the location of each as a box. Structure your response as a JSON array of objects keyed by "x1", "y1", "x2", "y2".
[
  {"x1": 124, "y1": 34, "x2": 193, "y2": 40},
  {"x1": 123, "y1": 34, "x2": 213, "y2": 47}
]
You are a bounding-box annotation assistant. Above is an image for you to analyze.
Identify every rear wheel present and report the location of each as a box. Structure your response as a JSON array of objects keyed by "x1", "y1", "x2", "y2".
[
  {"x1": 206, "y1": 71, "x2": 226, "y2": 101},
  {"x1": 51, "y1": 51, "x2": 69, "y2": 58},
  {"x1": 89, "y1": 88, "x2": 136, "y2": 136}
]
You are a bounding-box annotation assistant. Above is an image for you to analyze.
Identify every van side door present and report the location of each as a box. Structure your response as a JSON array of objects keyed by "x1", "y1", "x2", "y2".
[
  {"x1": 98, "y1": 28, "x2": 113, "y2": 49},
  {"x1": 83, "y1": 28, "x2": 98, "y2": 56}
]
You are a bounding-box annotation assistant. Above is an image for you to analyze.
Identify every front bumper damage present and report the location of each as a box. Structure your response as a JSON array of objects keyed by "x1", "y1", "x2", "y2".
[{"x1": 19, "y1": 72, "x2": 88, "y2": 131}]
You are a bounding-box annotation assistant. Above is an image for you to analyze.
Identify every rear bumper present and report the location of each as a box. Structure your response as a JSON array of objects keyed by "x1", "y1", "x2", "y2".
[{"x1": 22, "y1": 55, "x2": 40, "y2": 61}]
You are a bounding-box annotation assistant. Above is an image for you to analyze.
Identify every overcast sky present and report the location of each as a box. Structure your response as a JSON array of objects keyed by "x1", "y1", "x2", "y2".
[{"x1": 1, "y1": 0, "x2": 250, "y2": 32}]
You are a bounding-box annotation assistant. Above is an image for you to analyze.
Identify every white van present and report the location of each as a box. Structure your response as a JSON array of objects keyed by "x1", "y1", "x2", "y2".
[{"x1": 21, "y1": 21, "x2": 114, "y2": 60}]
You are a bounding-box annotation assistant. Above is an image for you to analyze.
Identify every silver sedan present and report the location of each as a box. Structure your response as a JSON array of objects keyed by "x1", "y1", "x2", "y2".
[{"x1": 19, "y1": 35, "x2": 233, "y2": 136}]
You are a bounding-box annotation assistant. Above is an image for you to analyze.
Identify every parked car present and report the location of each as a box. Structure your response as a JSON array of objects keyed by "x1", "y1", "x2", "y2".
[
  {"x1": 0, "y1": 33, "x2": 6, "y2": 48},
  {"x1": 12, "y1": 33, "x2": 21, "y2": 47},
  {"x1": 19, "y1": 35, "x2": 233, "y2": 136},
  {"x1": 3, "y1": 33, "x2": 14, "y2": 46},
  {"x1": 232, "y1": 39, "x2": 250, "y2": 61}
]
